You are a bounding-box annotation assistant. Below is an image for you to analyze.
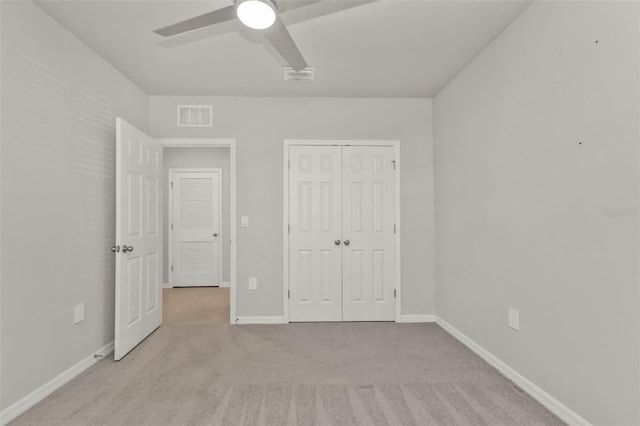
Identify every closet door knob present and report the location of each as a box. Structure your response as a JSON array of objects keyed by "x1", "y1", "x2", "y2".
[
  {"x1": 344, "y1": 240, "x2": 350, "y2": 246},
  {"x1": 122, "y1": 245, "x2": 134, "y2": 253},
  {"x1": 334, "y1": 240, "x2": 341, "y2": 245}
]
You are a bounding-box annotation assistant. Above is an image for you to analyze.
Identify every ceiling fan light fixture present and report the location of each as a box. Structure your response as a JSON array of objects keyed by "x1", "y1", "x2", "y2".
[{"x1": 235, "y1": 0, "x2": 277, "y2": 30}]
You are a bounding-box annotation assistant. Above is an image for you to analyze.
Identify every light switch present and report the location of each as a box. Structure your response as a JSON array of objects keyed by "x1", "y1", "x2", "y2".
[
  {"x1": 241, "y1": 216, "x2": 249, "y2": 227},
  {"x1": 74, "y1": 303, "x2": 85, "y2": 324},
  {"x1": 508, "y1": 308, "x2": 520, "y2": 331}
]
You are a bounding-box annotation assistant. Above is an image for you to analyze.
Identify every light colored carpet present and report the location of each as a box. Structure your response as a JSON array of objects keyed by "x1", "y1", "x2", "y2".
[
  {"x1": 11, "y1": 288, "x2": 563, "y2": 426},
  {"x1": 163, "y1": 287, "x2": 230, "y2": 326}
]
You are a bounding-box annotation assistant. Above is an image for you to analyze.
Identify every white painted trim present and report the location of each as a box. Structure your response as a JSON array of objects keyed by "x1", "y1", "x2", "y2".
[
  {"x1": 157, "y1": 138, "x2": 237, "y2": 324},
  {"x1": 235, "y1": 316, "x2": 286, "y2": 325},
  {"x1": 162, "y1": 282, "x2": 172, "y2": 289},
  {"x1": 284, "y1": 139, "x2": 399, "y2": 147},
  {"x1": 220, "y1": 281, "x2": 230, "y2": 288},
  {"x1": 168, "y1": 168, "x2": 223, "y2": 287},
  {"x1": 282, "y1": 142, "x2": 290, "y2": 323},
  {"x1": 282, "y1": 139, "x2": 402, "y2": 323},
  {"x1": 0, "y1": 341, "x2": 114, "y2": 425},
  {"x1": 435, "y1": 317, "x2": 591, "y2": 426},
  {"x1": 398, "y1": 314, "x2": 436, "y2": 323},
  {"x1": 393, "y1": 142, "x2": 402, "y2": 323},
  {"x1": 229, "y1": 142, "x2": 237, "y2": 325},
  {"x1": 160, "y1": 138, "x2": 235, "y2": 148}
]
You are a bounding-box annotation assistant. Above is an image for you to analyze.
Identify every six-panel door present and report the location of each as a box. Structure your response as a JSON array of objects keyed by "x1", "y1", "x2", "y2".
[
  {"x1": 289, "y1": 146, "x2": 343, "y2": 321},
  {"x1": 288, "y1": 145, "x2": 396, "y2": 322},
  {"x1": 115, "y1": 118, "x2": 163, "y2": 360},
  {"x1": 342, "y1": 146, "x2": 396, "y2": 321}
]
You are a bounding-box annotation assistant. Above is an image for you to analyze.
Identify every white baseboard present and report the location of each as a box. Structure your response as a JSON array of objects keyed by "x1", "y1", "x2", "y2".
[
  {"x1": 435, "y1": 317, "x2": 590, "y2": 426},
  {"x1": 234, "y1": 316, "x2": 285, "y2": 325},
  {"x1": 398, "y1": 314, "x2": 436, "y2": 323},
  {"x1": 162, "y1": 282, "x2": 172, "y2": 289},
  {"x1": 0, "y1": 341, "x2": 114, "y2": 425},
  {"x1": 220, "y1": 282, "x2": 230, "y2": 288}
]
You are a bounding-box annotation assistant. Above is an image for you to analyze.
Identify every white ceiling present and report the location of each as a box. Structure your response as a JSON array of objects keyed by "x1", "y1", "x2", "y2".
[{"x1": 36, "y1": 0, "x2": 531, "y2": 97}]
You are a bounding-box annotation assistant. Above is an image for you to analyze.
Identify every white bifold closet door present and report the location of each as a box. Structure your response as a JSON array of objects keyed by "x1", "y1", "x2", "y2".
[{"x1": 289, "y1": 145, "x2": 396, "y2": 322}]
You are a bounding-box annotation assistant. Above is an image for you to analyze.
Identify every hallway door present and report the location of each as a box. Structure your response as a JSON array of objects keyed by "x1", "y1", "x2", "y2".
[{"x1": 169, "y1": 169, "x2": 222, "y2": 286}]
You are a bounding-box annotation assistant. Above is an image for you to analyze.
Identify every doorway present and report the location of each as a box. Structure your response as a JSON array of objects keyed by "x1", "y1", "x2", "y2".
[
  {"x1": 160, "y1": 139, "x2": 237, "y2": 324},
  {"x1": 283, "y1": 140, "x2": 402, "y2": 323},
  {"x1": 114, "y1": 122, "x2": 237, "y2": 360}
]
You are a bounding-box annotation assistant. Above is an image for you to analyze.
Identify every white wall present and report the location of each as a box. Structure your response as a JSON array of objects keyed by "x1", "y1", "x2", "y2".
[
  {"x1": 163, "y1": 148, "x2": 231, "y2": 284},
  {"x1": 149, "y1": 97, "x2": 435, "y2": 318},
  {"x1": 0, "y1": 1, "x2": 149, "y2": 410},
  {"x1": 434, "y1": 1, "x2": 640, "y2": 424}
]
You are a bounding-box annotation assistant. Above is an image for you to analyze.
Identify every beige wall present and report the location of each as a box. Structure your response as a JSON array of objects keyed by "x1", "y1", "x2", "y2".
[
  {"x1": 149, "y1": 97, "x2": 435, "y2": 318},
  {"x1": 163, "y1": 148, "x2": 231, "y2": 284},
  {"x1": 434, "y1": 1, "x2": 640, "y2": 424},
  {"x1": 0, "y1": 1, "x2": 149, "y2": 410}
]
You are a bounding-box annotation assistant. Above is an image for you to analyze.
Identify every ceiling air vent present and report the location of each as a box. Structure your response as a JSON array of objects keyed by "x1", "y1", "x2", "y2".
[
  {"x1": 177, "y1": 105, "x2": 213, "y2": 127},
  {"x1": 283, "y1": 67, "x2": 316, "y2": 82}
]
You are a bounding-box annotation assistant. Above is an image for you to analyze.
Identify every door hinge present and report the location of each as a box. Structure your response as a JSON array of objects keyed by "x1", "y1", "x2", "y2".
[
  {"x1": 288, "y1": 159, "x2": 290, "y2": 170},
  {"x1": 288, "y1": 224, "x2": 290, "y2": 234},
  {"x1": 170, "y1": 181, "x2": 173, "y2": 188},
  {"x1": 391, "y1": 160, "x2": 396, "y2": 170},
  {"x1": 171, "y1": 265, "x2": 174, "y2": 272},
  {"x1": 394, "y1": 289, "x2": 397, "y2": 298},
  {"x1": 171, "y1": 223, "x2": 173, "y2": 230},
  {"x1": 394, "y1": 224, "x2": 396, "y2": 234},
  {"x1": 288, "y1": 289, "x2": 290, "y2": 299}
]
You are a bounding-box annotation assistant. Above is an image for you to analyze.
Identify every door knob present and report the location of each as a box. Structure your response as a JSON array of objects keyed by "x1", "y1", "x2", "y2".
[
  {"x1": 110, "y1": 245, "x2": 120, "y2": 253},
  {"x1": 122, "y1": 245, "x2": 134, "y2": 253},
  {"x1": 213, "y1": 233, "x2": 218, "y2": 237},
  {"x1": 344, "y1": 240, "x2": 350, "y2": 246},
  {"x1": 334, "y1": 239, "x2": 341, "y2": 245}
]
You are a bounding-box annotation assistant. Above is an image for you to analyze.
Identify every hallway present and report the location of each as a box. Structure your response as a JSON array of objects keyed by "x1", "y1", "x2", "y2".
[{"x1": 163, "y1": 287, "x2": 230, "y2": 326}]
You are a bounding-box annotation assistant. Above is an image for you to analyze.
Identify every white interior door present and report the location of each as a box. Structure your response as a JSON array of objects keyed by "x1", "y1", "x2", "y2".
[
  {"x1": 170, "y1": 170, "x2": 222, "y2": 286},
  {"x1": 342, "y1": 146, "x2": 396, "y2": 321},
  {"x1": 289, "y1": 146, "x2": 343, "y2": 321},
  {"x1": 288, "y1": 144, "x2": 396, "y2": 322},
  {"x1": 115, "y1": 118, "x2": 163, "y2": 361}
]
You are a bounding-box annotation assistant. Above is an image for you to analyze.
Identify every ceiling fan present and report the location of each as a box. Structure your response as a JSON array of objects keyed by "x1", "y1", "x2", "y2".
[{"x1": 154, "y1": 0, "x2": 372, "y2": 72}]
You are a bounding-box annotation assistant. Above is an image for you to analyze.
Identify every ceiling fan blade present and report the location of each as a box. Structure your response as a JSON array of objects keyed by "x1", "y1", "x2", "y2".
[
  {"x1": 277, "y1": 0, "x2": 323, "y2": 14},
  {"x1": 263, "y1": 17, "x2": 308, "y2": 71},
  {"x1": 154, "y1": 6, "x2": 236, "y2": 37},
  {"x1": 280, "y1": 0, "x2": 377, "y2": 26}
]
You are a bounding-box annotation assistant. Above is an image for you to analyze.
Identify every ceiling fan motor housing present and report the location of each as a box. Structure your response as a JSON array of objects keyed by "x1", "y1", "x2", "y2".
[{"x1": 235, "y1": 0, "x2": 278, "y2": 30}]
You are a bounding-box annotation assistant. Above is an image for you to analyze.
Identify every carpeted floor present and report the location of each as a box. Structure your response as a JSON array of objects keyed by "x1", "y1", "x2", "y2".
[
  {"x1": 163, "y1": 287, "x2": 230, "y2": 326},
  {"x1": 11, "y1": 288, "x2": 563, "y2": 426}
]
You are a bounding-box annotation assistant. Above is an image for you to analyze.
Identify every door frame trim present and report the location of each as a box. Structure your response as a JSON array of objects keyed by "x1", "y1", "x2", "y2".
[
  {"x1": 282, "y1": 139, "x2": 402, "y2": 323},
  {"x1": 168, "y1": 168, "x2": 223, "y2": 288},
  {"x1": 159, "y1": 138, "x2": 237, "y2": 324}
]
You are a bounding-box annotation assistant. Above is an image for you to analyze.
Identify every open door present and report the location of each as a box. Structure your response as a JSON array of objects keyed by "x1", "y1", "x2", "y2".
[{"x1": 114, "y1": 118, "x2": 163, "y2": 360}]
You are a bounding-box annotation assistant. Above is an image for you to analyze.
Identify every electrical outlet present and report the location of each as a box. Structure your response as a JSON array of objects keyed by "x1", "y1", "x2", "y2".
[
  {"x1": 74, "y1": 303, "x2": 85, "y2": 324},
  {"x1": 249, "y1": 277, "x2": 257, "y2": 290},
  {"x1": 508, "y1": 308, "x2": 519, "y2": 331}
]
